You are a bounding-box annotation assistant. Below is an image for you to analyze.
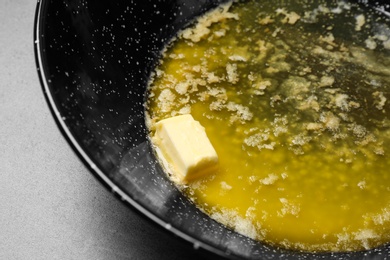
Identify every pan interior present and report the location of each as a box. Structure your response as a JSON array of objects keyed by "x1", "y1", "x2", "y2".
[{"x1": 35, "y1": 0, "x2": 390, "y2": 259}]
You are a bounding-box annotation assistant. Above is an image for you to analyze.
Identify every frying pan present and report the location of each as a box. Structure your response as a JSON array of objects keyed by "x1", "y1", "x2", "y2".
[{"x1": 34, "y1": 0, "x2": 390, "y2": 259}]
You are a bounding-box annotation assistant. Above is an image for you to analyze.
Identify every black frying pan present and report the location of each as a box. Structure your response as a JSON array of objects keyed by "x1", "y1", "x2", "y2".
[{"x1": 34, "y1": 0, "x2": 390, "y2": 259}]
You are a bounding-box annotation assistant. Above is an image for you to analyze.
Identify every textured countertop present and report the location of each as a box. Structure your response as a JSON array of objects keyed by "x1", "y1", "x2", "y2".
[{"x1": 0, "y1": 1, "x2": 214, "y2": 259}]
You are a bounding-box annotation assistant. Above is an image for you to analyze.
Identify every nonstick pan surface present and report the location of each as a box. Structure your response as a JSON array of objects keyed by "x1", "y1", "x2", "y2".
[{"x1": 34, "y1": 0, "x2": 390, "y2": 259}]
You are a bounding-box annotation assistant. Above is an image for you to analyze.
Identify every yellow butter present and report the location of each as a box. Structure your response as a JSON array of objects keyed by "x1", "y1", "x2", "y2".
[{"x1": 153, "y1": 114, "x2": 218, "y2": 183}]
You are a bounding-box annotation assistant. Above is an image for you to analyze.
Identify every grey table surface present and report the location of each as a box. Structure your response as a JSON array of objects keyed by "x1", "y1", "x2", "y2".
[{"x1": 0, "y1": 1, "x2": 217, "y2": 259}]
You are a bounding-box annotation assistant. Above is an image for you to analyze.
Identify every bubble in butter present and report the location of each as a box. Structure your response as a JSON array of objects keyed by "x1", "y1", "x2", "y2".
[{"x1": 152, "y1": 114, "x2": 219, "y2": 184}]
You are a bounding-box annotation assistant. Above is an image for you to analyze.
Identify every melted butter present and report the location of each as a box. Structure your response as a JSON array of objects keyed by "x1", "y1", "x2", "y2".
[{"x1": 145, "y1": 0, "x2": 390, "y2": 252}]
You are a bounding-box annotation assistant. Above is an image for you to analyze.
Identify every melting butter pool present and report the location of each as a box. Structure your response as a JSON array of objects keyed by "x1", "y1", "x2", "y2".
[{"x1": 145, "y1": 0, "x2": 390, "y2": 252}]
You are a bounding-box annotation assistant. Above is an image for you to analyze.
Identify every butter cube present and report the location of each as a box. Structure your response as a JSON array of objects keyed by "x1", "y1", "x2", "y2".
[{"x1": 153, "y1": 114, "x2": 218, "y2": 183}]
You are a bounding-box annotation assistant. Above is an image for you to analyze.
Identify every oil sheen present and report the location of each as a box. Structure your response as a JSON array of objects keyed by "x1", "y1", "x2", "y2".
[{"x1": 145, "y1": 0, "x2": 390, "y2": 252}]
